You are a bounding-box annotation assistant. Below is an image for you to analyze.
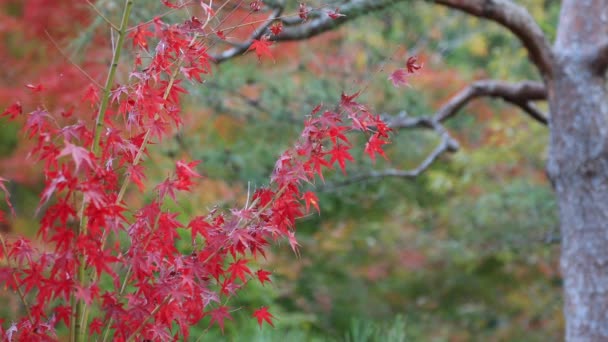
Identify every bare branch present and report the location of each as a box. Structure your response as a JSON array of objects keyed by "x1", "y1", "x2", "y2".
[
  {"x1": 320, "y1": 117, "x2": 459, "y2": 191},
  {"x1": 433, "y1": 0, "x2": 554, "y2": 79},
  {"x1": 323, "y1": 79, "x2": 547, "y2": 189},
  {"x1": 211, "y1": 0, "x2": 554, "y2": 81},
  {"x1": 211, "y1": 8, "x2": 283, "y2": 63},
  {"x1": 389, "y1": 80, "x2": 548, "y2": 127},
  {"x1": 270, "y1": 0, "x2": 553, "y2": 78}
]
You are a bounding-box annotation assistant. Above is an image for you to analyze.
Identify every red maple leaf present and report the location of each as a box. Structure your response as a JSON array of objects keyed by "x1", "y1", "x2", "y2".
[
  {"x1": 365, "y1": 133, "x2": 389, "y2": 163},
  {"x1": 57, "y1": 142, "x2": 95, "y2": 171},
  {"x1": 1, "y1": 102, "x2": 22, "y2": 119},
  {"x1": 161, "y1": 0, "x2": 180, "y2": 8},
  {"x1": 128, "y1": 25, "x2": 153, "y2": 50},
  {"x1": 187, "y1": 216, "x2": 212, "y2": 242},
  {"x1": 25, "y1": 83, "x2": 44, "y2": 92},
  {"x1": 207, "y1": 306, "x2": 233, "y2": 333},
  {"x1": 328, "y1": 144, "x2": 354, "y2": 174},
  {"x1": 406, "y1": 56, "x2": 422, "y2": 73},
  {"x1": 340, "y1": 91, "x2": 360, "y2": 109},
  {"x1": 249, "y1": 38, "x2": 273, "y2": 61},
  {"x1": 256, "y1": 269, "x2": 272, "y2": 286},
  {"x1": 252, "y1": 307, "x2": 274, "y2": 328},
  {"x1": 270, "y1": 22, "x2": 283, "y2": 36},
  {"x1": 302, "y1": 191, "x2": 320, "y2": 214},
  {"x1": 388, "y1": 68, "x2": 408, "y2": 87},
  {"x1": 299, "y1": 3, "x2": 309, "y2": 20},
  {"x1": 82, "y1": 84, "x2": 100, "y2": 106},
  {"x1": 250, "y1": 0, "x2": 262, "y2": 11},
  {"x1": 287, "y1": 231, "x2": 301, "y2": 257},
  {"x1": 328, "y1": 8, "x2": 345, "y2": 19},
  {"x1": 227, "y1": 258, "x2": 252, "y2": 282}
]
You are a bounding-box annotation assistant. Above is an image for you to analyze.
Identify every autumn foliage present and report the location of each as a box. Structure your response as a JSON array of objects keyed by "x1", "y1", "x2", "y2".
[{"x1": 0, "y1": 1, "x2": 422, "y2": 340}]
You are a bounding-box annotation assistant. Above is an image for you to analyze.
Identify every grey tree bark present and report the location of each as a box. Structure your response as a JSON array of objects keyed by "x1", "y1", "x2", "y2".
[
  {"x1": 547, "y1": 1, "x2": 608, "y2": 340},
  {"x1": 212, "y1": 0, "x2": 608, "y2": 339}
]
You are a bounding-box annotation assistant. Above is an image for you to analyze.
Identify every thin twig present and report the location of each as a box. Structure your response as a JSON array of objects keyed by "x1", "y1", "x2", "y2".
[
  {"x1": 44, "y1": 31, "x2": 103, "y2": 89},
  {"x1": 86, "y1": 0, "x2": 119, "y2": 31}
]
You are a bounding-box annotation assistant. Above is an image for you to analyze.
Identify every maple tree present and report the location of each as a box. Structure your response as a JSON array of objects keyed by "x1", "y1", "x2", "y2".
[{"x1": 0, "y1": 1, "x2": 417, "y2": 340}]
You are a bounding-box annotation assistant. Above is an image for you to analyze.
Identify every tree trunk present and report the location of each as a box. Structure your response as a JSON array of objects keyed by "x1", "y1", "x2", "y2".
[{"x1": 548, "y1": 1, "x2": 608, "y2": 340}]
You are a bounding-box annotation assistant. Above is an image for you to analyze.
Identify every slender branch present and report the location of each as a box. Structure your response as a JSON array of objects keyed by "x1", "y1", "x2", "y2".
[
  {"x1": 432, "y1": 0, "x2": 554, "y2": 79},
  {"x1": 86, "y1": 0, "x2": 119, "y2": 31},
  {"x1": 324, "y1": 79, "x2": 547, "y2": 189},
  {"x1": 321, "y1": 117, "x2": 458, "y2": 190},
  {"x1": 44, "y1": 31, "x2": 103, "y2": 89},
  {"x1": 389, "y1": 80, "x2": 548, "y2": 127}
]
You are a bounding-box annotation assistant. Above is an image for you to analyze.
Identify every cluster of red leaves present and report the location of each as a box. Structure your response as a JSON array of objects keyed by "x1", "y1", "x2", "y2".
[
  {"x1": 388, "y1": 56, "x2": 423, "y2": 88},
  {"x1": 0, "y1": 1, "x2": 393, "y2": 341}
]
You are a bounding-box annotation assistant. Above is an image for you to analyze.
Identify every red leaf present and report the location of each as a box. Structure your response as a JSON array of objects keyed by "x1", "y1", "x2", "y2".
[
  {"x1": 1, "y1": 102, "x2": 22, "y2": 119},
  {"x1": 328, "y1": 8, "x2": 345, "y2": 19},
  {"x1": 388, "y1": 68, "x2": 408, "y2": 87},
  {"x1": 128, "y1": 25, "x2": 153, "y2": 50},
  {"x1": 270, "y1": 21, "x2": 283, "y2": 36},
  {"x1": 208, "y1": 306, "x2": 232, "y2": 333},
  {"x1": 161, "y1": 0, "x2": 180, "y2": 8},
  {"x1": 287, "y1": 231, "x2": 300, "y2": 257},
  {"x1": 250, "y1": 0, "x2": 262, "y2": 11},
  {"x1": 249, "y1": 38, "x2": 274, "y2": 61},
  {"x1": 302, "y1": 191, "x2": 320, "y2": 214},
  {"x1": 82, "y1": 84, "x2": 100, "y2": 106},
  {"x1": 25, "y1": 83, "x2": 44, "y2": 92},
  {"x1": 340, "y1": 91, "x2": 360, "y2": 109},
  {"x1": 57, "y1": 142, "x2": 95, "y2": 171},
  {"x1": 328, "y1": 144, "x2": 354, "y2": 174},
  {"x1": 406, "y1": 56, "x2": 422, "y2": 73},
  {"x1": 299, "y1": 3, "x2": 308, "y2": 20},
  {"x1": 127, "y1": 164, "x2": 146, "y2": 192},
  {"x1": 252, "y1": 306, "x2": 274, "y2": 328},
  {"x1": 256, "y1": 269, "x2": 272, "y2": 286},
  {"x1": 365, "y1": 133, "x2": 389, "y2": 163},
  {"x1": 227, "y1": 258, "x2": 252, "y2": 282},
  {"x1": 90, "y1": 318, "x2": 104, "y2": 335},
  {"x1": 187, "y1": 216, "x2": 212, "y2": 243}
]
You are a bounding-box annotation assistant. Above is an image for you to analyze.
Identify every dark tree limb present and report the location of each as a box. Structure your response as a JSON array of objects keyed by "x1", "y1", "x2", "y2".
[
  {"x1": 588, "y1": 38, "x2": 608, "y2": 75},
  {"x1": 211, "y1": 0, "x2": 554, "y2": 80},
  {"x1": 432, "y1": 0, "x2": 554, "y2": 79},
  {"x1": 275, "y1": 0, "x2": 553, "y2": 78}
]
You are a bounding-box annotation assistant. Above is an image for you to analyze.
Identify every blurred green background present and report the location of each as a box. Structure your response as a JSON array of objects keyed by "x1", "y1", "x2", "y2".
[{"x1": 0, "y1": 1, "x2": 561, "y2": 340}]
